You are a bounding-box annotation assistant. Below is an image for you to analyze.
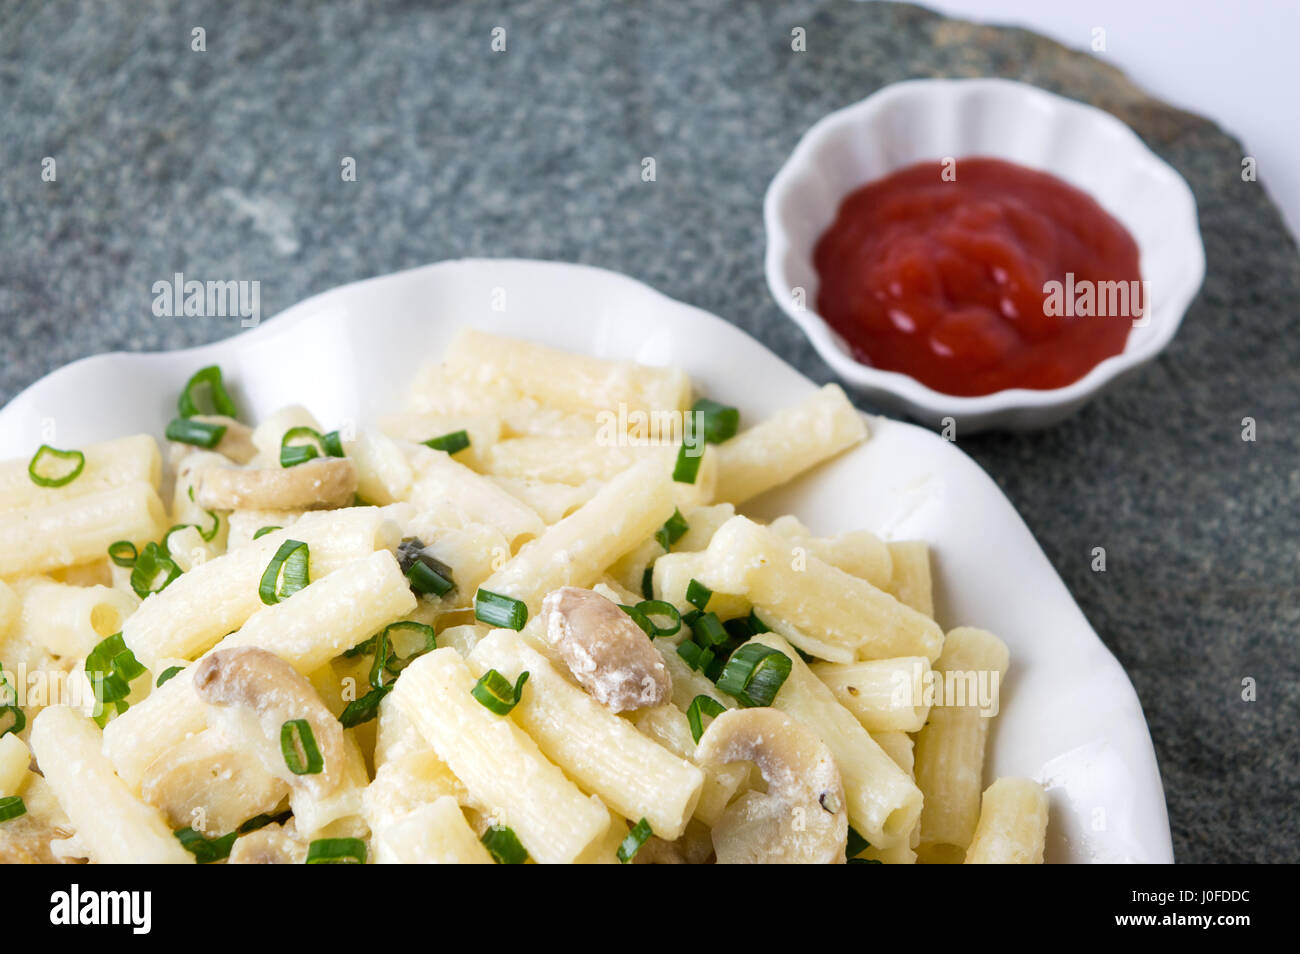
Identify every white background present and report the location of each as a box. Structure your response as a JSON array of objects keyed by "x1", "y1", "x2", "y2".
[{"x1": 890, "y1": 0, "x2": 1300, "y2": 240}]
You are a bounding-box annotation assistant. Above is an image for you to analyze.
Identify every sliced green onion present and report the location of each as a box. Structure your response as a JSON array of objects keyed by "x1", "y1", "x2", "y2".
[
  {"x1": 654, "y1": 508, "x2": 690, "y2": 550},
  {"x1": 369, "y1": 621, "x2": 436, "y2": 687},
  {"x1": 174, "y1": 827, "x2": 236, "y2": 863},
  {"x1": 197, "y1": 508, "x2": 220, "y2": 542},
  {"x1": 686, "y1": 694, "x2": 727, "y2": 744},
  {"x1": 423, "y1": 430, "x2": 471, "y2": 455},
  {"x1": 640, "y1": 564, "x2": 655, "y2": 600},
  {"x1": 617, "y1": 818, "x2": 653, "y2": 863},
  {"x1": 156, "y1": 666, "x2": 184, "y2": 687},
  {"x1": 280, "y1": 425, "x2": 344, "y2": 468},
  {"x1": 618, "y1": 604, "x2": 654, "y2": 637},
  {"x1": 677, "y1": 640, "x2": 714, "y2": 673},
  {"x1": 703, "y1": 651, "x2": 727, "y2": 683},
  {"x1": 279, "y1": 444, "x2": 317, "y2": 467},
  {"x1": 178, "y1": 366, "x2": 237, "y2": 418},
  {"x1": 475, "y1": 589, "x2": 527, "y2": 630},
  {"x1": 306, "y1": 837, "x2": 366, "y2": 864},
  {"x1": 634, "y1": 600, "x2": 681, "y2": 637},
  {"x1": 690, "y1": 611, "x2": 728, "y2": 648},
  {"x1": 846, "y1": 826, "x2": 870, "y2": 859},
  {"x1": 341, "y1": 633, "x2": 379, "y2": 658},
  {"x1": 0, "y1": 796, "x2": 27, "y2": 823},
  {"x1": 340, "y1": 686, "x2": 392, "y2": 728},
  {"x1": 320, "y1": 430, "x2": 346, "y2": 457},
  {"x1": 165, "y1": 417, "x2": 226, "y2": 449},
  {"x1": 108, "y1": 540, "x2": 138, "y2": 567},
  {"x1": 685, "y1": 578, "x2": 712, "y2": 611},
  {"x1": 85, "y1": 633, "x2": 145, "y2": 722},
  {"x1": 0, "y1": 706, "x2": 25, "y2": 739},
  {"x1": 692, "y1": 398, "x2": 740, "y2": 444},
  {"x1": 406, "y1": 553, "x2": 455, "y2": 597},
  {"x1": 471, "y1": 669, "x2": 529, "y2": 715},
  {"x1": 280, "y1": 718, "x2": 324, "y2": 775},
  {"x1": 847, "y1": 857, "x2": 883, "y2": 864},
  {"x1": 253, "y1": 525, "x2": 280, "y2": 540},
  {"x1": 715, "y1": 644, "x2": 792, "y2": 707},
  {"x1": 130, "y1": 542, "x2": 182, "y2": 598},
  {"x1": 27, "y1": 445, "x2": 85, "y2": 488},
  {"x1": 749, "y1": 610, "x2": 770, "y2": 633},
  {"x1": 238, "y1": 812, "x2": 289, "y2": 834},
  {"x1": 672, "y1": 444, "x2": 703, "y2": 484},
  {"x1": 259, "y1": 540, "x2": 309, "y2": 605},
  {"x1": 480, "y1": 825, "x2": 528, "y2": 864}
]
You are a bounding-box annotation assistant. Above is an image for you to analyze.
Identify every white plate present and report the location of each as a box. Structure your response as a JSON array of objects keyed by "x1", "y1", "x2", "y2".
[{"x1": 0, "y1": 259, "x2": 1173, "y2": 863}]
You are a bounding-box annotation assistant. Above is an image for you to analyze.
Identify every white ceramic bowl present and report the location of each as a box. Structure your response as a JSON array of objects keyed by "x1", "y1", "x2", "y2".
[
  {"x1": 764, "y1": 78, "x2": 1206, "y2": 432},
  {"x1": 0, "y1": 260, "x2": 1172, "y2": 861}
]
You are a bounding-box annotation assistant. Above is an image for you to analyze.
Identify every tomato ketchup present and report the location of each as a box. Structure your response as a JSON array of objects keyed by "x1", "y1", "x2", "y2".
[{"x1": 813, "y1": 158, "x2": 1143, "y2": 396}]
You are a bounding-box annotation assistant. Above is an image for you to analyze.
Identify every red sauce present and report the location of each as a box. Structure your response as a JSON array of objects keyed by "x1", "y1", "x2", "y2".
[{"x1": 813, "y1": 157, "x2": 1142, "y2": 396}]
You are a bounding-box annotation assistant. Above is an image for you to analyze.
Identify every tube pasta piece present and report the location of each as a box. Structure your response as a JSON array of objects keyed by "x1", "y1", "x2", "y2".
[
  {"x1": 346, "y1": 429, "x2": 414, "y2": 505},
  {"x1": 28, "y1": 706, "x2": 194, "y2": 864},
  {"x1": 418, "y1": 524, "x2": 511, "y2": 610},
  {"x1": 12, "y1": 578, "x2": 138, "y2": 658},
  {"x1": 693, "y1": 516, "x2": 943, "y2": 663},
  {"x1": 491, "y1": 477, "x2": 600, "y2": 525},
  {"x1": 250, "y1": 405, "x2": 322, "y2": 462},
  {"x1": 105, "y1": 549, "x2": 416, "y2": 790},
  {"x1": 405, "y1": 445, "x2": 545, "y2": 552},
  {"x1": 712, "y1": 384, "x2": 866, "y2": 505},
  {"x1": 394, "y1": 648, "x2": 611, "y2": 864},
  {"x1": 140, "y1": 727, "x2": 289, "y2": 834},
  {"x1": 481, "y1": 436, "x2": 639, "y2": 486},
  {"x1": 651, "y1": 552, "x2": 751, "y2": 619},
  {"x1": 963, "y1": 777, "x2": 1049, "y2": 864},
  {"x1": 541, "y1": 586, "x2": 671, "y2": 713},
  {"x1": 0, "y1": 732, "x2": 29, "y2": 796},
  {"x1": 0, "y1": 435, "x2": 161, "y2": 514},
  {"x1": 914, "y1": 627, "x2": 1011, "y2": 864},
  {"x1": 378, "y1": 411, "x2": 503, "y2": 465},
  {"x1": 869, "y1": 730, "x2": 916, "y2": 777},
  {"x1": 225, "y1": 509, "x2": 304, "y2": 550},
  {"x1": 195, "y1": 457, "x2": 358, "y2": 512},
  {"x1": 470, "y1": 629, "x2": 702, "y2": 838},
  {"x1": 887, "y1": 541, "x2": 935, "y2": 618},
  {"x1": 769, "y1": 515, "x2": 893, "y2": 590},
  {"x1": 0, "y1": 483, "x2": 167, "y2": 578},
  {"x1": 749, "y1": 632, "x2": 923, "y2": 849},
  {"x1": 374, "y1": 796, "x2": 495, "y2": 864},
  {"x1": 696, "y1": 708, "x2": 847, "y2": 864},
  {"x1": 673, "y1": 503, "x2": 736, "y2": 552},
  {"x1": 478, "y1": 457, "x2": 676, "y2": 615},
  {"x1": 121, "y1": 506, "x2": 398, "y2": 672},
  {"x1": 440, "y1": 327, "x2": 692, "y2": 421},
  {"x1": 809, "y1": 657, "x2": 932, "y2": 732}
]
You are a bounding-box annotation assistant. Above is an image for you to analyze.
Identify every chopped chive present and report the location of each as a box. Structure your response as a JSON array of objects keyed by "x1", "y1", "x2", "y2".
[
  {"x1": 165, "y1": 417, "x2": 226, "y2": 449},
  {"x1": 406, "y1": 553, "x2": 455, "y2": 598},
  {"x1": 238, "y1": 811, "x2": 290, "y2": 834},
  {"x1": 306, "y1": 837, "x2": 367, "y2": 864},
  {"x1": 748, "y1": 610, "x2": 770, "y2": 634},
  {"x1": 27, "y1": 445, "x2": 85, "y2": 488},
  {"x1": 130, "y1": 542, "x2": 182, "y2": 598},
  {"x1": 423, "y1": 430, "x2": 471, "y2": 455},
  {"x1": 197, "y1": 508, "x2": 220, "y2": 542},
  {"x1": 481, "y1": 825, "x2": 528, "y2": 864},
  {"x1": 259, "y1": 540, "x2": 309, "y2": 605},
  {"x1": 715, "y1": 644, "x2": 792, "y2": 707},
  {"x1": 320, "y1": 430, "x2": 346, "y2": 457},
  {"x1": 471, "y1": 669, "x2": 529, "y2": 715},
  {"x1": 0, "y1": 706, "x2": 24, "y2": 739},
  {"x1": 692, "y1": 398, "x2": 740, "y2": 444},
  {"x1": 85, "y1": 634, "x2": 145, "y2": 728},
  {"x1": 686, "y1": 694, "x2": 727, "y2": 744},
  {"x1": 280, "y1": 425, "x2": 345, "y2": 468},
  {"x1": 634, "y1": 599, "x2": 681, "y2": 637},
  {"x1": 108, "y1": 540, "x2": 138, "y2": 567},
  {"x1": 847, "y1": 826, "x2": 870, "y2": 859},
  {"x1": 618, "y1": 818, "x2": 654, "y2": 863},
  {"x1": 618, "y1": 604, "x2": 655, "y2": 637},
  {"x1": 703, "y1": 651, "x2": 728, "y2": 683},
  {"x1": 369, "y1": 621, "x2": 436, "y2": 688},
  {"x1": 475, "y1": 589, "x2": 527, "y2": 631},
  {"x1": 677, "y1": 640, "x2": 714, "y2": 673},
  {"x1": 690, "y1": 611, "x2": 728, "y2": 648},
  {"x1": 156, "y1": 666, "x2": 184, "y2": 687},
  {"x1": 174, "y1": 826, "x2": 236, "y2": 863},
  {"x1": 847, "y1": 858, "x2": 883, "y2": 864},
  {"x1": 177, "y1": 366, "x2": 237, "y2": 418},
  {"x1": 280, "y1": 719, "x2": 324, "y2": 775},
  {"x1": 341, "y1": 633, "x2": 379, "y2": 659},
  {"x1": 685, "y1": 578, "x2": 712, "y2": 611},
  {"x1": 253, "y1": 525, "x2": 280, "y2": 540},
  {"x1": 654, "y1": 508, "x2": 689, "y2": 550},
  {"x1": 0, "y1": 796, "x2": 27, "y2": 823},
  {"x1": 339, "y1": 685, "x2": 391, "y2": 728},
  {"x1": 640, "y1": 564, "x2": 655, "y2": 600},
  {"x1": 672, "y1": 444, "x2": 703, "y2": 484}
]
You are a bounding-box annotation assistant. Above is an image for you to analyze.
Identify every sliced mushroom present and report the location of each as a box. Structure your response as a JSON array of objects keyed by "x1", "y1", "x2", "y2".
[
  {"x1": 541, "y1": 586, "x2": 671, "y2": 712},
  {"x1": 634, "y1": 818, "x2": 715, "y2": 865},
  {"x1": 194, "y1": 458, "x2": 358, "y2": 512},
  {"x1": 227, "y1": 823, "x2": 307, "y2": 865},
  {"x1": 140, "y1": 728, "x2": 290, "y2": 834},
  {"x1": 193, "y1": 647, "x2": 347, "y2": 806},
  {"x1": 0, "y1": 814, "x2": 70, "y2": 864},
  {"x1": 191, "y1": 415, "x2": 259, "y2": 465},
  {"x1": 695, "y1": 707, "x2": 847, "y2": 864}
]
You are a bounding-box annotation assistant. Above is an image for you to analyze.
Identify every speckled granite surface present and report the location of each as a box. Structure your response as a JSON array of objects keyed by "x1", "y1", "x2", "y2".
[{"x1": 1, "y1": 0, "x2": 1296, "y2": 862}]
